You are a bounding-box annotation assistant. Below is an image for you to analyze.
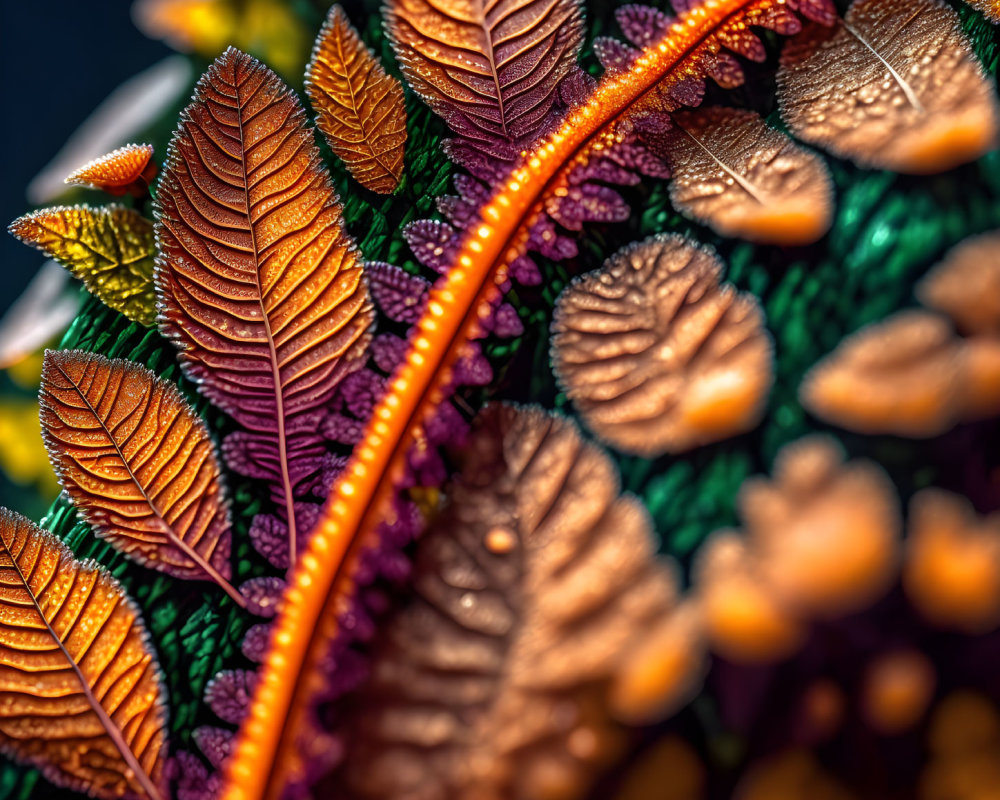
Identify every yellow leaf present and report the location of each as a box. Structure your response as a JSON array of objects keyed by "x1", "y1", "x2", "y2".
[
  {"x1": 8, "y1": 205, "x2": 157, "y2": 326},
  {"x1": 306, "y1": 5, "x2": 408, "y2": 194},
  {"x1": 0, "y1": 508, "x2": 169, "y2": 800}
]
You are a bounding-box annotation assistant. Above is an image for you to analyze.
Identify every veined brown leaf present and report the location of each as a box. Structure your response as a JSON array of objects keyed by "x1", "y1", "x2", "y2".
[
  {"x1": 334, "y1": 404, "x2": 701, "y2": 799},
  {"x1": 8, "y1": 205, "x2": 157, "y2": 326},
  {"x1": 551, "y1": 234, "x2": 774, "y2": 456},
  {"x1": 39, "y1": 349, "x2": 243, "y2": 606},
  {"x1": 155, "y1": 48, "x2": 374, "y2": 567},
  {"x1": 777, "y1": 0, "x2": 1000, "y2": 173},
  {"x1": 0, "y1": 508, "x2": 168, "y2": 800},
  {"x1": 384, "y1": 0, "x2": 584, "y2": 157},
  {"x1": 306, "y1": 5, "x2": 408, "y2": 194},
  {"x1": 659, "y1": 107, "x2": 833, "y2": 245},
  {"x1": 64, "y1": 143, "x2": 157, "y2": 196}
]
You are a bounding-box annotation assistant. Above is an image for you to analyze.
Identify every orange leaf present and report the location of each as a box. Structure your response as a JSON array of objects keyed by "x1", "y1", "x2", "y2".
[
  {"x1": 0, "y1": 508, "x2": 168, "y2": 800},
  {"x1": 306, "y1": 5, "x2": 408, "y2": 194},
  {"x1": 777, "y1": 0, "x2": 1000, "y2": 173},
  {"x1": 39, "y1": 349, "x2": 243, "y2": 606},
  {"x1": 155, "y1": 48, "x2": 374, "y2": 567},
  {"x1": 659, "y1": 107, "x2": 833, "y2": 245},
  {"x1": 64, "y1": 143, "x2": 157, "y2": 196},
  {"x1": 963, "y1": 0, "x2": 1000, "y2": 24}
]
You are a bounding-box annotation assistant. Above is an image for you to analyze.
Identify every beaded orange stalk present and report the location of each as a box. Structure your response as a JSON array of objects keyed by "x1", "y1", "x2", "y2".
[{"x1": 222, "y1": 1, "x2": 838, "y2": 796}]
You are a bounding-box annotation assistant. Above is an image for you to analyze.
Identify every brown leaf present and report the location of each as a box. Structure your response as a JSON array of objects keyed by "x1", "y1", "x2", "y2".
[
  {"x1": 777, "y1": 0, "x2": 1000, "y2": 173},
  {"x1": 0, "y1": 508, "x2": 168, "y2": 800},
  {"x1": 659, "y1": 107, "x2": 833, "y2": 245},
  {"x1": 155, "y1": 48, "x2": 374, "y2": 566},
  {"x1": 335, "y1": 404, "x2": 703, "y2": 800},
  {"x1": 306, "y1": 5, "x2": 407, "y2": 194},
  {"x1": 799, "y1": 310, "x2": 967, "y2": 436},
  {"x1": 64, "y1": 143, "x2": 157, "y2": 196},
  {"x1": 551, "y1": 234, "x2": 774, "y2": 456},
  {"x1": 39, "y1": 349, "x2": 243, "y2": 606},
  {"x1": 384, "y1": 0, "x2": 584, "y2": 157},
  {"x1": 917, "y1": 231, "x2": 1000, "y2": 336}
]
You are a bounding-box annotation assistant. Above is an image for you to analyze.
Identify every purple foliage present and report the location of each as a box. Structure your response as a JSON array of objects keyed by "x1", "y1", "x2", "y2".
[
  {"x1": 175, "y1": 751, "x2": 222, "y2": 800},
  {"x1": 616, "y1": 4, "x2": 672, "y2": 47},
  {"x1": 372, "y1": 332, "x2": 409, "y2": 373},
  {"x1": 239, "y1": 576, "x2": 286, "y2": 618},
  {"x1": 204, "y1": 669, "x2": 258, "y2": 726},
  {"x1": 241, "y1": 623, "x2": 272, "y2": 663},
  {"x1": 193, "y1": 726, "x2": 233, "y2": 770},
  {"x1": 367, "y1": 262, "x2": 430, "y2": 324},
  {"x1": 249, "y1": 513, "x2": 290, "y2": 569}
]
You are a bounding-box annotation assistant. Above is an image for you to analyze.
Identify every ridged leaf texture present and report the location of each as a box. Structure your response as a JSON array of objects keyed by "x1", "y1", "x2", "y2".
[
  {"x1": 38, "y1": 349, "x2": 242, "y2": 605},
  {"x1": 333, "y1": 404, "x2": 692, "y2": 800},
  {"x1": 658, "y1": 107, "x2": 833, "y2": 245},
  {"x1": 8, "y1": 205, "x2": 157, "y2": 326},
  {"x1": 64, "y1": 144, "x2": 156, "y2": 196},
  {"x1": 155, "y1": 47, "x2": 374, "y2": 565},
  {"x1": 0, "y1": 508, "x2": 168, "y2": 800},
  {"x1": 306, "y1": 5, "x2": 408, "y2": 194},
  {"x1": 384, "y1": 0, "x2": 584, "y2": 157},
  {"x1": 777, "y1": 0, "x2": 1000, "y2": 173},
  {"x1": 551, "y1": 234, "x2": 774, "y2": 456}
]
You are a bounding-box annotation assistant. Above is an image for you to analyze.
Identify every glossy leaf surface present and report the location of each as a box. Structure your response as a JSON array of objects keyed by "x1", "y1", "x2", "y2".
[
  {"x1": 552, "y1": 234, "x2": 773, "y2": 456},
  {"x1": 0, "y1": 508, "x2": 168, "y2": 800},
  {"x1": 39, "y1": 349, "x2": 241, "y2": 604},
  {"x1": 64, "y1": 143, "x2": 156, "y2": 195},
  {"x1": 306, "y1": 5, "x2": 407, "y2": 193},
  {"x1": 777, "y1": 0, "x2": 1000, "y2": 173},
  {"x1": 660, "y1": 107, "x2": 833, "y2": 245},
  {"x1": 384, "y1": 0, "x2": 584, "y2": 157},
  {"x1": 335, "y1": 404, "x2": 692, "y2": 800},
  {"x1": 155, "y1": 48, "x2": 374, "y2": 565},
  {"x1": 9, "y1": 205, "x2": 157, "y2": 326}
]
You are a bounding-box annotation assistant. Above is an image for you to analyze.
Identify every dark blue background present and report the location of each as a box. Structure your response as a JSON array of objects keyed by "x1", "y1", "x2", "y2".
[{"x1": 0, "y1": 2, "x2": 171, "y2": 314}]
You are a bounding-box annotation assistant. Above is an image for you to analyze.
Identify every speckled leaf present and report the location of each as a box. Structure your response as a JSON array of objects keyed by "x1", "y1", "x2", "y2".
[
  {"x1": 384, "y1": 0, "x2": 584, "y2": 157},
  {"x1": 9, "y1": 205, "x2": 157, "y2": 326},
  {"x1": 334, "y1": 404, "x2": 698, "y2": 800},
  {"x1": 0, "y1": 508, "x2": 168, "y2": 800},
  {"x1": 658, "y1": 107, "x2": 833, "y2": 245},
  {"x1": 155, "y1": 48, "x2": 374, "y2": 566},
  {"x1": 38, "y1": 349, "x2": 243, "y2": 605},
  {"x1": 306, "y1": 5, "x2": 407, "y2": 194},
  {"x1": 777, "y1": 0, "x2": 1000, "y2": 173},
  {"x1": 64, "y1": 143, "x2": 157, "y2": 196}
]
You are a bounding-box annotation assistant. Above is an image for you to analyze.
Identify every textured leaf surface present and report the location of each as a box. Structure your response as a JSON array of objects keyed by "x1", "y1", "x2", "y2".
[
  {"x1": 8, "y1": 205, "x2": 157, "y2": 326},
  {"x1": 39, "y1": 350, "x2": 241, "y2": 604},
  {"x1": 155, "y1": 47, "x2": 374, "y2": 565},
  {"x1": 659, "y1": 107, "x2": 833, "y2": 245},
  {"x1": 777, "y1": 0, "x2": 1000, "y2": 173},
  {"x1": 306, "y1": 5, "x2": 407, "y2": 194},
  {"x1": 334, "y1": 404, "x2": 696, "y2": 800},
  {"x1": 0, "y1": 508, "x2": 168, "y2": 800},
  {"x1": 64, "y1": 144, "x2": 156, "y2": 196},
  {"x1": 917, "y1": 230, "x2": 1000, "y2": 336},
  {"x1": 963, "y1": 0, "x2": 1000, "y2": 24},
  {"x1": 384, "y1": 0, "x2": 584, "y2": 157},
  {"x1": 552, "y1": 234, "x2": 774, "y2": 456}
]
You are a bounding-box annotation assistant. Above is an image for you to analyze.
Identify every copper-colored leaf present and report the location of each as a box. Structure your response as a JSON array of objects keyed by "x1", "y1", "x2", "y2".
[
  {"x1": 904, "y1": 488, "x2": 1000, "y2": 634},
  {"x1": 659, "y1": 107, "x2": 833, "y2": 245},
  {"x1": 155, "y1": 48, "x2": 374, "y2": 566},
  {"x1": 917, "y1": 231, "x2": 1000, "y2": 336},
  {"x1": 799, "y1": 310, "x2": 967, "y2": 436},
  {"x1": 0, "y1": 508, "x2": 168, "y2": 800},
  {"x1": 39, "y1": 349, "x2": 243, "y2": 606},
  {"x1": 306, "y1": 5, "x2": 407, "y2": 194},
  {"x1": 64, "y1": 143, "x2": 157, "y2": 196},
  {"x1": 551, "y1": 234, "x2": 774, "y2": 456},
  {"x1": 777, "y1": 0, "x2": 1000, "y2": 173},
  {"x1": 335, "y1": 404, "x2": 702, "y2": 800},
  {"x1": 963, "y1": 0, "x2": 1000, "y2": 23},
  {"x1": 8, "y1": 205, "x2": 157, "y2": 326},
  {"x1": 384, "y1": 0, "x2": 584, "y2": 157},
  {"x1": 739, "y1": 435, "x2": 901, "y2": 617}
]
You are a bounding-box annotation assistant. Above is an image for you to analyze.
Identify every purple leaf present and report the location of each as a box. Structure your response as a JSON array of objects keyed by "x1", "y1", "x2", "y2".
[
  {"x1": 204, "y1": 669, "x2": 257, "y2": 726},
  {"x1": 402, "y1": 220, "x2": 456, "y2": 274},
  {"x1": 240, "y1": 576, "x2": 286, "y2": 618},
  {"x1": 616, "y1": 5, "x2": 673, "y2": 47},
  {"x1": 367, "y1": 262, "x2": 429, "y2": 324},
  {"x1": 241, "y1": 623, "x2": 272, "y2": 663},
  {"x1": 193, "y1": 726, "x2": 233, "y2": 770}
]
